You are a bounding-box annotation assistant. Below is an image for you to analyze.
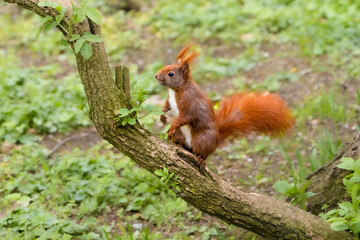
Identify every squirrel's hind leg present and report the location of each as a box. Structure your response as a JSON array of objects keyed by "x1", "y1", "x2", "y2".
[
  {"x1": 172, "y1": 128, "x2": 193, "y2": 151},
  {"x1": 196, "y1": 154, "x2": 207, "y2": 170}
]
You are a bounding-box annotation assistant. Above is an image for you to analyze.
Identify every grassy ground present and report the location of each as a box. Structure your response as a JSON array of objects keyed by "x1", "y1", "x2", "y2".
[{"x1": 0, "y1": 0, "x2": 359, "y2": 239}]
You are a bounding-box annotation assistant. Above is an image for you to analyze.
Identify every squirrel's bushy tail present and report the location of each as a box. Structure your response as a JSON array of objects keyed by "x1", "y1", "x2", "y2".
[{"x1": 215, "y1": 92, "x2": 295, "y2": 141}]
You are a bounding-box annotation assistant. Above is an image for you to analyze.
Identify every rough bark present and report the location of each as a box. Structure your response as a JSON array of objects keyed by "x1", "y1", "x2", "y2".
[
  {"x1": 305, "y1": 133, "x2": 360, "y2": 215},
  {"x1": 3, "y1": 1, "x2": 353, "y2": 239}
]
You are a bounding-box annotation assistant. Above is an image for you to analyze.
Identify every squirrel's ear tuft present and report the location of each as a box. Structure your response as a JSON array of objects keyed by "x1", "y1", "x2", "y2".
[
  {"x1": 182, "y1": 52, "x2": 200, "y2": 65},
  {"x1": 176, "y1": 44, "x2": 192, "y2": 63},
  {"x1": 176, "y1": 45, "x2": 200, "y2": 67}
]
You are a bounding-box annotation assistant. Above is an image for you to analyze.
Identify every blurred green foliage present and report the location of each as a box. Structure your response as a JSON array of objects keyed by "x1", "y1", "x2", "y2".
[
  {"x1": 146, "y1": 0, "x2": 360, "y2": 67},
  {"x1": 0, "y1": 52, "x2": 89, "y2": 143},
  {"x1": 0, "y1": 142, "x2": 220, "y2": 239}
]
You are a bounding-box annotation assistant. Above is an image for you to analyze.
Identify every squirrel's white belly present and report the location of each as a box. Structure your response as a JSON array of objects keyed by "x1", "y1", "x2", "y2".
[{"x1": 168, "y1": 89, "x2": 192, "y2": 148}]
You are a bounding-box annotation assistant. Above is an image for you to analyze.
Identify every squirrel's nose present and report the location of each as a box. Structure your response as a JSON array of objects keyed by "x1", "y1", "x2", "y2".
[{"x1": 155, "y1": 73, "x2": 159, "y2": 80}]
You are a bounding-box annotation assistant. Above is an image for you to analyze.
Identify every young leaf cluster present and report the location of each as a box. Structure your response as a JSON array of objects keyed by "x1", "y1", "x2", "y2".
[
  {"x1": 321, "y1": 157, "x2": 360, "y2": 238},
  {"x1": 71, "y1": 0, "x2": 102, "y2": 25},
  {"x1": 37, "y1": 0, "x2": 103, "y2": 60},
  {"x1": 114, "y1": 107, "x2": 138, "y2": 126},
  {"x1": 273, "y1": 147, "x2": 317, "y2": 210},
  {"x1": 273, "y1": 180, "x2": 316, "y2": 210},
  {"x1": 37, "y1": 1, "x2": 68, "y2": 38},
  {"x1": 71, "y1": 32, "x2": 103, "y2": 60},
  {"x1": 154, "y1": 167, "x2": 181, "y2": 192},
  {"x1": 114, "y1": 76, "x2": 163, "y2": 126}
]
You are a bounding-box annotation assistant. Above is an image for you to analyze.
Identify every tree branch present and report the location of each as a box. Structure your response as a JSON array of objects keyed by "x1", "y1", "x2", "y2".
[
  {"x1": 4, "y1": 0, "x2": 353, "y2": 239},
  {"x1": 305, "y1": 133, "x2": 360, "y2": 214}
]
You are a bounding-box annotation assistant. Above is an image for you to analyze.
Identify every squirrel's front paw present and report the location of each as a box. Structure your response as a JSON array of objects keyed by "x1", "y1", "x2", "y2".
[
  {"x1": 160, "y1": 114, "x2": 167, "y2": 125},
  {"x1": 163, "y1": 106, "x2": 171, "y2": 113},
  {"x1": 167, "y1": 126, "x2": 176, "y2": 140}
]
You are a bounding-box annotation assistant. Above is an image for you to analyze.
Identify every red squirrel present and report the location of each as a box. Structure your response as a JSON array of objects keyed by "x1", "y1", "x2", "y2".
[{"x1": 155, "y1": 45, "x2": 295, "y2": 168}]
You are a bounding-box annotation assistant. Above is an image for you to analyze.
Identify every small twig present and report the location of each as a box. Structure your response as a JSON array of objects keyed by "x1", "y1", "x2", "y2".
[
  {"x1": 45, "y1": 132, "x2": 90, "y2": 159},
  {"x1": 299, "y1": 68, "x2": 312, "y2": 76}
]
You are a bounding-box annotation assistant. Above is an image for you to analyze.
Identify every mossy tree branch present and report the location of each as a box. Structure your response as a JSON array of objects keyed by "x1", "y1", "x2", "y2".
[
  {"x1": 305, "y1": 133, "x2": 360, "y2": 214},
  {"x1": 3, "y1": 0, "x2": 353, "y2": 239}
]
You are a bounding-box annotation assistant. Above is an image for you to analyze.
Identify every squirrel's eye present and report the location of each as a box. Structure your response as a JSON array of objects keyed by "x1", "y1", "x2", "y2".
[{"x1": 168, "y1": 72, "x2": 174, "y2": 77}]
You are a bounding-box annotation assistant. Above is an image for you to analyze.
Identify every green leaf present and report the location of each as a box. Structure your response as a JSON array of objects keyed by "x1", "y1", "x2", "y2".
[
  {"x1": 300, "y1": 180, "x2": 312, "y2": 190},
  {"x1": 83, "y1": 32, "x2": 103, "y2": 43},
  {"x1": 326, "y1": 209, "x2": 338, "y2": 216},
  {"x1": 214, "y1": 227, "x2": 227, "y2": 240},
  {"x1": 59, "y1": 37, "x2": 68, "y2": 46},
  {"x1": 350, "y1": 214, "x2": 360, "y2": 224},
  {"x1": 59, "y1": 112, "x2": 74, "y2": 122},
  {"x1": 86, "y1": 7, "x2": 102, "y2": 25},
  {"x1": 169, "y1": 173, "x2": 175, "y2": 179},
  {"x1": 356, "y1": 196, "x2": 360, "y2": 207},
  {"x1": 273, "y1": 181, "x2": 294, "y2": 194},
  {"x1": 43, "y1": 21, "x2": 57, "y2": 32},
  {"x1": 129, "y1": 107, "x2": 139, "y2": 113},
  {"x1": 319, "y1": 212, "x2": 328, "y2": 220},
  {"x1": 337, "y1": 157, "x2": 356, "y2": 170},
  {"x1": 127, "y1": 118, "x2": 136, "y2": 125},
  {"x1": 40, "y1": 15, "x2": 54, "y2": 23},
  {"x1": 117, "y1": 108, "x2": 130, "y2": 117},
  {"x1": 330, "y1": 220, "x2": 349, "y2": 231},
  {"x1": 163, "y1": 167, "x2": 169, "y2": 177},
  {"x1": 55, "y1": 5, "x2": 63, "y2": 13},
  {"x1": 343, "y1": 178, "x2": 354, "y2": 191},
  {"x1": 154, "y1": 170, "x2": 164, "y2": 177},
  {"x1": 353, "y1": 170, "x2": 360, "y2": 179},
  {"x1": 17, "y1": 195, "x2": 31, "y2": 206},
  {"x1": 5, "y1": 193, "x2": 21, "y2": 201},
  {"x1": 304, "y1": 192, "x2": 317, "y2": 197},
  {"x1": 351, "y1": 184, "x2": 359, "y2": 204},
  {"x1": 75, "y1": 38, "x2": 85, "y2": 54},
  {"x1": 18, "y1": 183, "x2": 36, "y2": 194},
  {"x1": 321, "y1": 204, "x2": 329, "y2": 210},
  {"x1": 352, "y1": 222, "x2": 360, "y2": 235},
  {"x1": 338, "y1": 208, "x2": 350, "y2": 217},
  {"x1": 36, "y1": 16, "x2": 53, "y2": 38},
  {"x1": 38, "y1": 1, "x2": 61, "y2": 9},
  {"x1": 69, "y1": 34, "x2": 80, "y2": 42},
  {"x1": 73, "y1": 8, "x2": 86, "y2": 23},
  {"x1": 55, "y1": 6, "x2": 67, "y2": 24},
  {"x1": 81, "y1": 41, "x2": 92, "y2": 60},
  {"x1": 350, "y1": 177, "x2": 360, "y2": 183}
]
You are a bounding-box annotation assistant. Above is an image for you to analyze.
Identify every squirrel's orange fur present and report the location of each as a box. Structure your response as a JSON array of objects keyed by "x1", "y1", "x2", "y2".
[
  {"x1": 155, "y1": 45, "x2": 295, "y2": 168},
  {"x1": 216, "y1": 92, "x2": 295, "y2": 140}
]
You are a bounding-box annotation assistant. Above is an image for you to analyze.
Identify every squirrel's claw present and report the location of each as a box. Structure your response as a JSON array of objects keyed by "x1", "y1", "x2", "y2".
[
  {"x1": 160, "y1": 114, "x2": 167, "y2": 125},
  {"x1": 196, "y1": 155, "x2": 207, "y2": 170},
  {"x1": 163, "y1": 106, "x2": 171, "y2": 113},
  {"x1": 167, "y1": 126, "x2": 176, "y2": 140}
]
